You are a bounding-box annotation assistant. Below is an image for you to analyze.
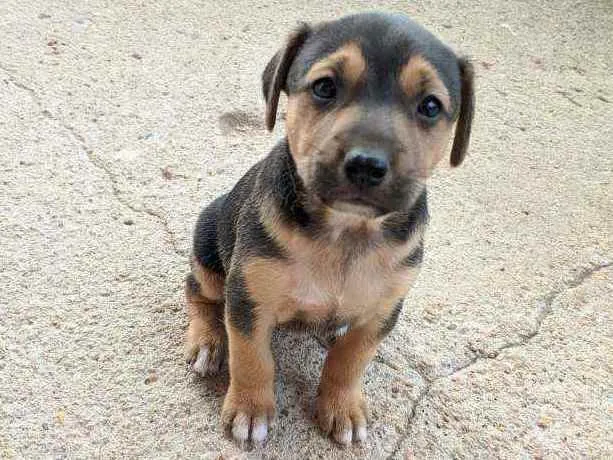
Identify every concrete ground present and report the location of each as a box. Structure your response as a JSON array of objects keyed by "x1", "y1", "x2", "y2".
[{"x1": 1, "y1": 0, "x2": 611, "y2": 458}]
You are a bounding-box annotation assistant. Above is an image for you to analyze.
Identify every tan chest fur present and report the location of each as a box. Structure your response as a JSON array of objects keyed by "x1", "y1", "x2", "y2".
[{"x1": 244, "y1": 212, "x2": 422, "y2": 326}]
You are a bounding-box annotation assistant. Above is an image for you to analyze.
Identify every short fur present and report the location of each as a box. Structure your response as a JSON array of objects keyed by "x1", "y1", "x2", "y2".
[{"x1": 185, "y1": 12, "x2": 474, "y2": 447}]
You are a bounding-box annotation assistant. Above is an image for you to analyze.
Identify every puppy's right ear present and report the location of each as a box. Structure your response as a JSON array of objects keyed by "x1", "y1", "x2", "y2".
[{"x1": 262, "y1": 23, "x2": 311, "y2": 131}]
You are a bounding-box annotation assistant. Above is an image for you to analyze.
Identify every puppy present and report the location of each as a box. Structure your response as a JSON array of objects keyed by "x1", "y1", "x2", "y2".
[{"x1": 185, "y1": 12, "x2": 474, "y2": 446}]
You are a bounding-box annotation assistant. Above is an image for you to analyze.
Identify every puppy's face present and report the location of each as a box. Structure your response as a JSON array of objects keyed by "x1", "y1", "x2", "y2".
[{"x1": 263, "y1": 13, "x2": 474, "y2": 217}]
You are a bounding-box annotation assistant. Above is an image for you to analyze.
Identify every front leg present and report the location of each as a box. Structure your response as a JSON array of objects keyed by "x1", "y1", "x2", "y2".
[
  {"x1": 316, "y1": 299, "x2": 404, "y2": 445},
  {"x1": 222, "y1": 270, "x2": 276, "y2": 446}
]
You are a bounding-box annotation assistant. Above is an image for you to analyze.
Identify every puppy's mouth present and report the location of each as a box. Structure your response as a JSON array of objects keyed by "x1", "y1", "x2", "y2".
[{"x1": 320, "y1": 188, "x2": 388, "y2": 218}]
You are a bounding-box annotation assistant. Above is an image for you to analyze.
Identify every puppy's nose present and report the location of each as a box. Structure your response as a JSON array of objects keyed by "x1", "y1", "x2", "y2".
[{"x1": 344, "y1": 148, "x2": 389, "y2": 187}]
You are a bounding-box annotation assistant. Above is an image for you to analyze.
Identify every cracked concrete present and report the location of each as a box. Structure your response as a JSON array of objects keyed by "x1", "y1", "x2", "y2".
[
  {"x1": 1, "y1": 64, "x2": 187, "y2": 260},
  {"x1": 453, "y1": 260, "x2": 612, "y2": 373},
  {"x1": 395, "y1": 264, "x2": 613, "y2": 458},
  {"x1": 389, "y1": 261, "x2": 613, "y2": 459},
  {"x1": 1, "y1": 0, "x2": 612, "y2": 458}
]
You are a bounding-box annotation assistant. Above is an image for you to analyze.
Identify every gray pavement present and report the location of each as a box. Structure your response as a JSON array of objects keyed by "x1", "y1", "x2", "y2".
[{"x1": 1, "y1": 0, "x2": 612, "y2": 458}]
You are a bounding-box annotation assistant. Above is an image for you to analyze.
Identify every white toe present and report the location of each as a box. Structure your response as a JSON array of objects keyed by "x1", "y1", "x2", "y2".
[
  {"x1": 231, "y1": 412, "x2": 250, "y2": 443},
  {"x1": 335, "y1": 324, "x2": 349, "y2": 337},
  {"x1": 354, "y1": 425, "x2": 367, "y2": 442},
  {"x1": 191, "y1": 347, "x2": 209, "y2": 376},
  {"x1": 335, "y1": 428, "x2": 352, "y2": 445},
  {"x1": 251, "y1": 416, "x2": 268, "y2": 444}
]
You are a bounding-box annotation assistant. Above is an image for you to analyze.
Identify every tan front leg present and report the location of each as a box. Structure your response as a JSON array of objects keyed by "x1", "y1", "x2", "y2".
[
  {"x1": 221, "y1": 271, "x2": 276, "y2": 446},
  {"x1": 316, "y1": 302, "x2": 402, "y2": 445},
  {"x1": 222, "y1": 323, "x2": 275, "y2": 446}
]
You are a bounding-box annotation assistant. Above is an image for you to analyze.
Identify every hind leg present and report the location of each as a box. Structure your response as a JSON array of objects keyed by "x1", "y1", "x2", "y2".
[
  {"x1": 186, "y1": 194, "x2": 228, "y2": 375},
  {"x1": 185, "y1": 260, "x2": 226, "y2": 376}
]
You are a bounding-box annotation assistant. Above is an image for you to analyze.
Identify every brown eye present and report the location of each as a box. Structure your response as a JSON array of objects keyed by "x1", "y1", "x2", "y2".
[
  {"x1": 417, "y1": 95, "x2": 442, "y2": 118},
  {"x1": 312, "y1": 77, "x2": 337, "y2": 101}
]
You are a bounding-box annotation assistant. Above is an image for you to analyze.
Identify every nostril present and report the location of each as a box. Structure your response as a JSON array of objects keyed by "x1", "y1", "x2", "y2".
[
  {"x1": 366, "y1": 157, "x2": 388, "y2": 179},
  {"x1": 344, "y1": 150, "x2": 389, "y2": 187},
  {"x1": 345, "y1": 161, "x2": 360, "y2": 177}
]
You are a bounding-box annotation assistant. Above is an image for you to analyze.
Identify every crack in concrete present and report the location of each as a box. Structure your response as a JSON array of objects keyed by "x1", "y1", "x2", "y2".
[
  {"x1": 386, "y1": 259, "x2": 611, "y2": 459},
  {"x1": 1, "y1": 65, "x2": 188, "y2": 260},
  {"x1": 454, "y1": 259, "x2": 612, "y2": 371}
]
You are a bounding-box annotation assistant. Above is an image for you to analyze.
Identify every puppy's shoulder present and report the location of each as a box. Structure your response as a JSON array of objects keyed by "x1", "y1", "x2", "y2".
[
  {"x1": 221, "y1": 145, "x2": 292, "y2": 266},
  {"x1": 216, "y1": 158, "x2": 266, "y2": 268}
]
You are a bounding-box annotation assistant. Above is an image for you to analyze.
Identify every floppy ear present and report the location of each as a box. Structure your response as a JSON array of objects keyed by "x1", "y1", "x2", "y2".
[
  {"x1": 262, "y1": 23, "x2": 311, "y2": 131},
  {"x1": 450, "y1": 57, "x2": 475, "y2": 167}
]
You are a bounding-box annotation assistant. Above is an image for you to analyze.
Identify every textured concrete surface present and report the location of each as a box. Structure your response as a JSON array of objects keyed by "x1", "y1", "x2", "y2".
[{"x1": 1, "y1": 0, "x2": 611, "y2": 458}]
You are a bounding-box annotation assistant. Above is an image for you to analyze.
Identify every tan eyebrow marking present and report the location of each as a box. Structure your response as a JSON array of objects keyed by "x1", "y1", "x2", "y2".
[
  {"x1": 306, "y1": 41, "x2": 367, "y2": 86},
  {"x1": 399, "y1": 55, "x2": 451, "y2": 112}
]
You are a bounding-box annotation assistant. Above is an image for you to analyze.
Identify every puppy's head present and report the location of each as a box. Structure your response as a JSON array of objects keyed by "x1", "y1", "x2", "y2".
[{"x1": 263, "y1": 13, "x2": 474, "y2": 218}]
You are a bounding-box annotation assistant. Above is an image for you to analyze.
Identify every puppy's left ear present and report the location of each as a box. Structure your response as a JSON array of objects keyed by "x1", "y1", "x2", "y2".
[
  {"x1": 450, "y1": 57, "x2": 475, "y2": 167},
  {"x1": 262, "y1": 23, "x2": 311, "y2": 131}
]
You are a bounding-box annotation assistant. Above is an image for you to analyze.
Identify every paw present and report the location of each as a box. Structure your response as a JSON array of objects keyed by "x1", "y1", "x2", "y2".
[
  {"x1": 185, "y1": 314, "x2": 226, "y2": 377},
  {"x1": 185, "y1": 343, "x2": 224, "y2": 376},
  {"x1": 316, "y1": 387, "x2": 368, "y2": 445},
  {"x1": 222, "y1": 386, "x2": 275, "y2": 446}
]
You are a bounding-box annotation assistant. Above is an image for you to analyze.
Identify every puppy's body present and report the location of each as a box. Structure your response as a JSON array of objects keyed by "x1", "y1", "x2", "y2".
[
  {"x1": 192, "y1": 139, "x2": 425, "y2": 331},
  {"x1": 185, "y1": 12, "x2": 474, "y2": 446}
]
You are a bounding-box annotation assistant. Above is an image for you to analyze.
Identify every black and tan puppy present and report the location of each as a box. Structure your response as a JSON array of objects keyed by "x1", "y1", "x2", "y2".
[{"x1": 185, "y1": 12, "x2": 474, "y2": 446}]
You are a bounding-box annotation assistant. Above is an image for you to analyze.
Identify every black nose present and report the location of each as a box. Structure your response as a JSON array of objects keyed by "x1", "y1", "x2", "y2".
[{"x1": 344, "y1": 148, "x2": 389, "y2": 187}]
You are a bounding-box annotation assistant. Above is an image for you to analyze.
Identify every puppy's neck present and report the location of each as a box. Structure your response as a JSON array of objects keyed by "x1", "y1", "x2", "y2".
[{"x1": 261, "y1": 138, "x2": 321, "y2": 232}]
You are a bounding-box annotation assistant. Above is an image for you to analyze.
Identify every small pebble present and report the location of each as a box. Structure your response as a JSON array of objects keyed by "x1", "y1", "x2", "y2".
[
  {"x1": 537, "y1": 415, "x2": 553, "y2": 428},
  {"x1": 55, "y1": 409, "x2": 65, "y2": 425},
  {"x1": 161, "y1": 166, "x2": 174, "y2": 180}
]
